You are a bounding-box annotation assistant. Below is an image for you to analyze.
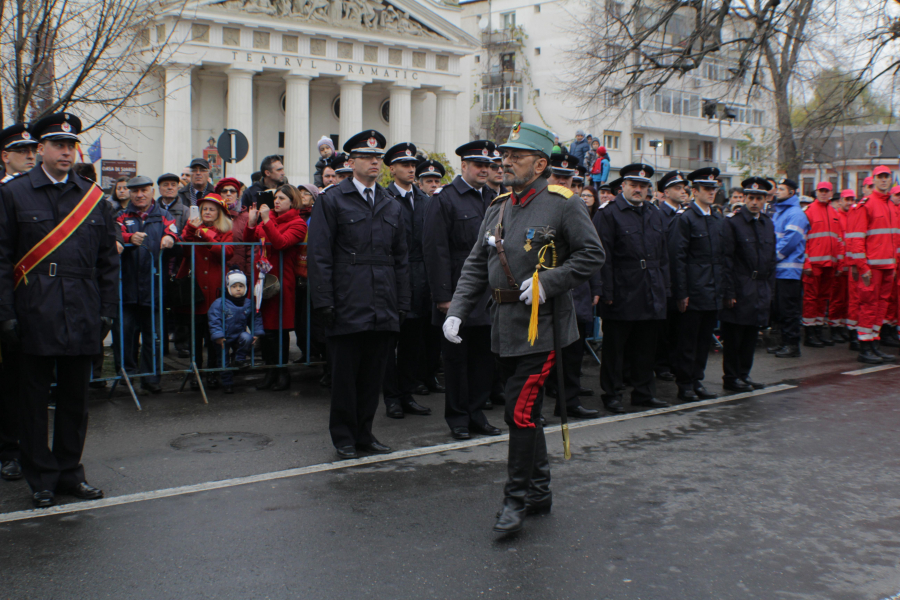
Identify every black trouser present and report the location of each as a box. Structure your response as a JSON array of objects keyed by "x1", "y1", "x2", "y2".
[
  {"x1": 497, "y1": 350, "x2": 556, "y2": 429},
  {"x1": 122, "y1": 305, "x2": 159, "y2": 385},
  {"x1": 600, "y1": 319, "x2": 659, "y2": 404},
  {"x1": 655, "y1": 308, "x2": 679, "y2": 375},
  {"x1": 328, "y1": 331, "x2": 392, "y2": 449},
  {"x1": 383, "y1": 317, "x2": 426, "y2": 407},
  {"x1": 549, "y1": 321, "x2": 591, "y2": 411},
  {"x1": 721, "y1": 322, "x2": 759, "y2": 383},
  {"x1": 19, "y1": 355, "x2": 91, "y2": 493},
  {"x1": 673, "y1": 310, "x2": 717, "y2": 391},
  {"x1": 0, "y1": 341, "x2": 21, "y2": 463},
  {"x1": 261, "y1": 329, "x2": 290, "y2": 366},
  {"x1": 774, "y1": 279, "x2": 803, "y2": 345},
  {"x1": 424, "y1": 324, "x2": 443, "y2": 381},
  {"x1": 442, "y1": 325, "x2": 493, "y2": 429}
]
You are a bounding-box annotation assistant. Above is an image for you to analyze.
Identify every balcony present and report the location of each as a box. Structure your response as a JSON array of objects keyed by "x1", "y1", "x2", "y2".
[
  {"x1": 481, "y1": 111, "x2": 523, "y2": 128},
  {"x1": 481, "y1": 29, "x2": 518, "y2": 48},
  {"x1": 481, "y1": 70, "x2": 523, "y2": 87},
  {"x1": 632, "y1": 153, "x2": 728, "y2": 173}
]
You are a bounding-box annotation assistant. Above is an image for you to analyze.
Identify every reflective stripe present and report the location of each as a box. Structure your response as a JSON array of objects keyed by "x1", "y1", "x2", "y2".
[
  {"x1": 845, "y1": 232, "x2": 865, "y2": 238},
  {"x1": 847, "y1": 252, "x2": 866, "y2": 259},
  {"x1": 807, "y1": 231, "x2": 841, "y2": 240},
  {"x1": 775, "y1": 232, "x2": 785, "y2": 238},
  {"x1": 777, "y1": 252, "x2": 785, "y2": 260},
  {"x1": 777, "y1": 262, "x2": 804, "y2": 269},
  {"x1": 867, "y1": 228, "x2": 894, "y2": 235},
  {"x1": 867, "y1": 258, "x2": 896, "y2": 265},
  {"x1": 786, "y1": 224, "x2": 807, "y2": 238},
  {"x1": 808, "y1": 256, "x2": 836, "y2": 262},
  {"x1": 837, "y1": 254, "x2": 845, "y2": 259}
]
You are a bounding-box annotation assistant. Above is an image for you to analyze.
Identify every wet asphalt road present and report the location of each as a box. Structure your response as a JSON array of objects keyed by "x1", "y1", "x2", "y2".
[{"x1": 2, "y1": 345, "x2": 900, "y2": 599}]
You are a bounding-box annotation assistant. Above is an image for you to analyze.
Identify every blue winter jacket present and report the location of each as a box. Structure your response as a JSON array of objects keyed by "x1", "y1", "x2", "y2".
[
  {"x1": 208, "y1": 295, "x2": 264, "y2": 342},
  {"x1": 772, "y1": 195, "x2": 809, "y2": 280},
  {"x1": 569, "y1": 138, "x2": 591, "y2": 164},
  {"x1": 117, "y1": 201, "x2": 178, "y2": 306}
]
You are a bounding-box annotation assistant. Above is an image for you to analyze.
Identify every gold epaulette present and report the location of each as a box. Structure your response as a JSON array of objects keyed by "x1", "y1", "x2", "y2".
[
  {"x1": 490, "y1": 191, "x2": 512, "y2": 206},
  {"x1": 547, "y1": 184, "x2": 573, "y2": 198}
]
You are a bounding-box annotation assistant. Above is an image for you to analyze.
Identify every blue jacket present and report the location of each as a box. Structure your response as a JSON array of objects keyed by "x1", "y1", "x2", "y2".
[
  {"x1": 772, "y1": 195, "x2": 809, "y2": 280},
  {"x1": 569, "y1": 138, "x2": 591, "y2": 164},
  {"x1": 208, "y1": 295, "x2": 264, "y2": 342},
  {"x1": 117, "y1": 201, "x2": 178, "y2": 306}
]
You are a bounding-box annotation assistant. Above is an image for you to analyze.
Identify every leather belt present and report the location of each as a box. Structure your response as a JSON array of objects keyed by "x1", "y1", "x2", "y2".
[
  {"x1": 620, "y1": 258, "x2": 659, "y2": 269},
  {"x1": 334, "y1": 253, "x2": 394, "y2": 266},
  {"x1": 34, "y1": 260, "x2": 96, "y2": 279},
  {"x1": 492, "y1": 289, "x2": 522, "y2": 304}
]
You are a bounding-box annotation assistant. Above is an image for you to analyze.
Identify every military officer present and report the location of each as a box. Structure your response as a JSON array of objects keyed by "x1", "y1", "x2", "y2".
[
  {"x1": 0, "y1": 123, "x2": 38, "y2": 483},
  {"x1": 423, "y1": 140, "x2": 501, "y2": 440},
  {"x1": 0, "y1": 113, "x2": 119, "y2": 508},
  {"x1": 571, "y1": 165, "x2": 587, "y2": 195},
  {"x1": 445, "y1": 122, "x2": 604, "y2": 534},
  {"x1": 331, "y1": 153, "x2": 353, "y2": 184},
  {"x1": 381, "y1": 142, "x2": 433, "y2": 419},
  {"x1": 654, "y1": 170, "x2": 688, "y2": 382},
  {"x1": 486, "y1": 147, "x2": 507, "y2": 199},
  {"x1": 416, "y1": 159, "x2": 445, "y2": 197},
  {"x1": 720, "y1": 177, "x2": 777, "y2": 391},
  {"x1": 593, "y1": 164, "x2": 670, "y2": 413},
  {"x1": 668, "y1": 167, "x2": 727, "y2": 401},
  {"x1": 608, "y1": 177, "x2": 624, "y2": 199},
  {"x1": 546, "y1": 152, "x2": 577, "y2": 190},
  {"x1": 307, "y1": 129, "x2": 411, "y2": 460}
]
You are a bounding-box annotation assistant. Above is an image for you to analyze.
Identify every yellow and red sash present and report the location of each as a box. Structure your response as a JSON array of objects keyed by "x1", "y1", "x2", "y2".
[{"x1": 13, "y1": 183, "x2": 104, "y2": 288}]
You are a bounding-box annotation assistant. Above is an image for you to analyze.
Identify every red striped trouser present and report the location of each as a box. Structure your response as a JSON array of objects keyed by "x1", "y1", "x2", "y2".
[
  {"x1": 828, "y1": 271, "x2": 848, "y2": 327},
  {"x1": 857, "y1": 268, "x2": 895, "y2": 342},
  {"x1": 498, "y1": 350, "x2": 556, "y2": 430},
  {"x1": 802, "y1": 266, "x2": 835, "y2": 327}
]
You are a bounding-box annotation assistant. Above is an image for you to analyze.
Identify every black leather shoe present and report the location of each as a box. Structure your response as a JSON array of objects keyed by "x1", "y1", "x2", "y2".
[
  {"x1": 335, "y1": 446, "x2": 358, "y2": 460},
  {"x1": 723, "y1": 379, "x2": 752, "y2": 392},
  {"x1": 60, "y1": 482, "x2": 104, "y2": 500},
  {"x1": 677, "y1": 389, "x2": 699, "y2": 402},
  {"x1": 385, "y1": 403, "x2": 404, "y2": 419},
  {"x1": 470, "y1": 422, "x2": 502, "y2": 436},
  {"x1": 402, "y1": 399, "x2": 432, "y2": 416},
  {"x1": 271, "y1": 369, "x2": 291, "y2": 391},
  {"x1": 483, "y1": 399, "x2": 493, "y2": 410},
  {"x1": 357, "y1": 441, "x2": 392, "y2": 454},
  {"x1": 742, "y1": 378, "x2": 765, "y2": 390},
  {"x1": 256, "y1": 370, "x2": 277, "y2": 390},
  {"x1": 766, "y1": 344, "x2": 785, "y2": 354},
  {"x1": 554, "y1": 405, "x2": 601, "y2": 419},
  {"x1": 141, "y1": 382, "x2": 162, "y2": 394},
  {"x1": 604, "y1": 399, "x2": 626, "y2": 414},
  {"x1": 426, "y1": 377, "x2": 445, "y2": 393},
  {"x1": 693, "y1": 385, "x2": 717, "y2": 400},
  {"x1": 413, "y1": 384, "x2": 430, "y2": 396},
  {"x1": 32, "y1": 491, "x2": 55, "y2": 509},
  {"x1": 872, "y1": 342, "x2": 896, "y2": 362},
  {"x1": 632, "y1": 397, "x2": 670, "y2": 408},
  {"x1": 1, "y1": 459, "x2": 22, "y2": 481},
  {"x1": 858, "y1": 341, "x2": 883, "y2": 364},
  {"x1": 804, "y1": 327, "x2": 824, "y2": 348},
  {"x1": 494, "y1": 503, "x2": 525, "y2": 534},
  {"x1": 223, "y1": 385, "x2": 234, "y2": 394},
  {"x1": 776, "y1": 344, "x2": 801, "y2": 358},
  {"x1": 577, "y1": 387, "x2": 594, "y2": 396},
  {"x1": 450, "y1": 427, "x2": 471, "y2": 440},
  {"x1": 656, "y1": 371, "x2": 676, "y2": 381}
]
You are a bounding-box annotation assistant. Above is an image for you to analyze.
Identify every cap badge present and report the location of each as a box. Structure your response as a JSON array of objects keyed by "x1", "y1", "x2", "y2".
[
  {"x1": 510, "y1": 122, "x2": 521, "y2": 141},
  {"x1": 367, "y1": 137, "x2": 377, "y2": 148},
  {"x1": 428, "y1": 166, "x2": 435, "y2": 172},
  {"x1": 482, "y1": 148, "x2": 489, "y2": 156},
  {"x1": 61, "y1": 122, "x2": 71, "y2": 133},
  {"x1": 494, "y1": 150, "x2": 500, "y2": 157},
  {"x1": 562, "y1": 160, "x2": 568, "y2": 168},
  {"x1": 405, "y1": 149, "x2": 411, "y2": 156},
  {"x1": 21, "y1": 131, "x2": 29, "y2": 140},
  {"x1": 639, "y1": 170, "x2": 646, "y2": 178},
  {"x1": 752, "y1": 183, "x2": 759, "y2": 190}
]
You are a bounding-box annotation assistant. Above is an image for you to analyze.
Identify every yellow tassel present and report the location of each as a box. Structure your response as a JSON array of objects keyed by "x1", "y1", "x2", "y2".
[
  {"x1": 527, "y1": 269, "x2": 540, "y2": 345},
  {"x1": 562, "y1": 424, "x2": 571, "y2": 460}
]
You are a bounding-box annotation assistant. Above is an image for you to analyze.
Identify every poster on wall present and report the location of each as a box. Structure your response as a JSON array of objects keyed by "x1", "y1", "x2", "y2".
[
  {"x1": 100, "y1": 160, "x2": 137, "y2": 190},
  {"x1": 203, "y1": 137, "x2": 223, "y2": 182}
]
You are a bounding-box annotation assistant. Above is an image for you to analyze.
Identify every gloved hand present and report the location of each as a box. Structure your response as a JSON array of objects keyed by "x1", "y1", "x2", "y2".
[
  {"x1": 100, "y1": 316, "x2": 114, "y2": 329},
  {"x1": 399, "y1": 310, "x2": 407, "y2": 326},
  {"x1": 0, "y1": 319, "x2": 20, "y2": 346},
  {"x1": 314, "y1": 306, "x2": 335, "y2": 329},
  {"x1": 442, "y1": 316, "x2": 462, "y2": 344},
  {"x1": 518, "y1": 277, "x2": 546, "y2": 306}
]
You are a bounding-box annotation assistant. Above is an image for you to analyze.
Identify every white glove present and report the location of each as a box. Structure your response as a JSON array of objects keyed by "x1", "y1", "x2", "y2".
[
  {"x1": 518, "y1": 277, "x2": 546, "y2": 305},
  {"x1": 443, "y1": 316, "x2": 462, "y2": 344}
]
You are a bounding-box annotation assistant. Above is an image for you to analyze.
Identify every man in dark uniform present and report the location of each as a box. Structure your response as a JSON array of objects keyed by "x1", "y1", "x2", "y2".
[
  {"x1": 445, "y1": 122, "x2": 604, "y2": 534},
  {"x1": 423, "y1": 140, "x2": 502, "y2": 441},
  {"x1": 593, "y1": 163, "x2": 671, "y2": 413},
  {"x1": 546, "y1": 152, "x2": 578, "y2": 190},
  {"x1": 668, "y1": 167, "x2": 727, "y2": 401},
  {"x1": 381, "y1": 142, "x2": 432, "y2": 419},
  {"x1": 720, "y1": 177, "x2": 777, "y2": 391},
  {"x1": 0, "y1": 113, "x2": 119, "y2": 508},
  {"x1": 486, "y1": 147, "x2": 507, "y2": 199},
  {"x1": 654, "y1": 170, "x2": 688, "y2": 382},
  {"x1": 307, "y1": 129, "x2": 410, "y2": 460},
  {"x1": 0, "y1": 122, "x2": 38, "y2": 482},
  {"x1": 416, "y1": 158, "x2": 445, "y2": 198},
  {"x1": 571, "y1": 164, "x2": 587, "y2": 195}
]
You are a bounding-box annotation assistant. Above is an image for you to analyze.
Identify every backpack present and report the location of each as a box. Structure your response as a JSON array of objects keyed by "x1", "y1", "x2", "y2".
[{"x1": 591, "y1": 157, "x2": 604, "y2": 175}]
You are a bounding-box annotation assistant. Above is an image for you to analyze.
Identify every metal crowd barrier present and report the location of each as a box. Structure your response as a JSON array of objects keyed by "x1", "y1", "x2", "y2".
[{"x1": 94, "y1": 240, "x2": 315, "y2": 410}]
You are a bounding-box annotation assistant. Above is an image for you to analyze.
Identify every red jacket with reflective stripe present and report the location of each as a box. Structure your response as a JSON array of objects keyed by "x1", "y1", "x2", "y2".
[
  {"x1": 802, "y1": 200, "x2": 843, "y2": 269},
  {"x1": 846, "y1": 190, "x2": 900, "y2": 273},
  {"x1": 836, "y1": 207, "x2": 849, "y2": 271}
]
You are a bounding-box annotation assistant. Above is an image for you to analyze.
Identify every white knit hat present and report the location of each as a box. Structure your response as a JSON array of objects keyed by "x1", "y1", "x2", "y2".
[{"x1": 227, "y1": 270, "x2": 247, "y2": 287}]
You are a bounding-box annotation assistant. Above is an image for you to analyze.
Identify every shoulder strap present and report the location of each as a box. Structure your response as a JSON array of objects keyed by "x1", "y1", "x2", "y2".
[{"x1": 493, "y1": 197, "x2": 518, "y2": 289}]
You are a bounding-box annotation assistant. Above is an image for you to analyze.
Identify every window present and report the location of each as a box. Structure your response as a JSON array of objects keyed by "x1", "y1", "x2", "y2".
[
  {"x1": 701, "y1": 141, "x2": 714, "y2": 161},
  {"x1": 605, "y1": 88, "x2": 622, "y2": 107},
  {"x1": 138, "y1": 29, "x2": 150, "y2": 47},
  {"x1": 751, "y1": 110, "x2": 764, "y2": 126},
  {"x1": 534, "y1": 47, "x2": 541, "y2": 56},
  {"x1": 475, "y1": 54, "x2": 480, "y2": 63},
  {"x1": 534, "y1": 89, "x2": 540, "y2": 97},
  {"x1": 380, "y1": 99, "x2": 390, "y2": 124},
  {"x1": 842, "y1": 173, "x2": 850, "y2": 190},
  {"x1": 502, "y1": 11, "x2": 516, "y2": 29},
  {"x1": 156, "y1": 24, "x2": 166, "y2": 43},
  {"x1": 534, "y1": 4, "x2": 540, "y2": 12},
  {"x1": 868, "y1": 139, "x2": 882, "y2": 157},
  {"x1": 664, "y1": 140, "x2": 673, "y2": 157},
  {"x1": 730, "y1": 146, "x2": 741, "y2": 161},
  {"x1": 605, "y1": 0, "x2": 623, "y2": 18},
  {"x1": 603, "y1": 131, "x2": 621, "y2": 150},
  {"x1": 633, "y1": 134, "x2": 643, "y2": 152},
  {"x1": 482, "y1": 87, "x2": 522, "y2": 113},
  {"x1": 802, "y1": 178, "x2": 815, "y2": 197}
]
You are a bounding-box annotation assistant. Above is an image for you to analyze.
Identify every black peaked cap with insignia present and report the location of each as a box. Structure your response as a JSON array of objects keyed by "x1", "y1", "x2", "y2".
[
  {"x1": 384, "y1": 142, "x2": 418, "y2": 165},
  {"x1": 549, "y1": 152, "x2": 579, "y2": 175},
  {"x1": 0, "y1": 123, "x2": 38, "y2": 150},
  {"x1": 742, "y1": 176, "x2": 772, "y2": 195},
  {"x1": 608, "y1": 177, "x2": 624, "y2": 195},
  {"x1": 619, "y1": 163, "x2": 654, "y2": 184},
  {"x1": 31, "y1": 112, "x2": 81, "y2": 142},
  {"x1": 330, "y1": 153, "x2": 353, "y2": 173},
  {"x1": 456, "y1": 140, "x2": 495, "y2": 163},
  {"x1": 416, "y1": 158, "x2": 446, "y2": 179},
  {"x1": 687, "y1": 167, "x2": 720, "y2": 188},
  {"x1": 343, "y1": 130, "x2": 386, "y2": 155},
  {"x1": 658, "y1": 170, "x2": 687, "y2": 192}
]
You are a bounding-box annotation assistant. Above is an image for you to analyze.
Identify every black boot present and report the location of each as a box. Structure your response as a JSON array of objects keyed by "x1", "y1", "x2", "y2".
[
  {"x1": 858, "y1": 341, "x2": 883, "y2": 364},
  {"x1": 776, "y1": 344, "x2": 801, "y2": 358},
  {"x1": 256, "y1": 369, "x2": 277, "y2": 390},
  {"x1": 818, "y1": 325, "x2": 834, "y2": 346},
  {"x1": 524, "y1": 426, "x2": 551, "y2": 516},
  {"x1": 848, "y1": 329, "x2": 860, "y2": 351},
  {"x1": 803, "y1": 327, "x2": 824, "y2": 348},
  {"x1": 271, "y1": 368, "x2": 291, "y2": 391},
  {"x1": 880, "y1": 324, "x2": 900, "y2": 347},
  {"x1": 831, "y1": 326, "x2": 848, "y2": 344},
  {"x1": 493, "y1": 428, "x2": 537, "y2": 534},
  {"x1": 872, "y1": 341, "x2": 896, "y2": 362}
]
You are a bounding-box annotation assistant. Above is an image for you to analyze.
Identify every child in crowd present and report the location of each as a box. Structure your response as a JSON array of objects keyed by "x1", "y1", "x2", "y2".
[
  {"x1": 313, "y1": 136, "x2": 335, "y2": 188},
  {"x1": 208, "y1": 270, "x2": 264, "y2": 394}
]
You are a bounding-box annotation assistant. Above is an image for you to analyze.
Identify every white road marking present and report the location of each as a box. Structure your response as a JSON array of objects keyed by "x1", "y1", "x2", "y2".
[
  {"x1": 0, "y1": 384, "x2": 795, "y2": 525},
  {"x1": 841, "y1": 365, "x2": 900, "y2": 376}
]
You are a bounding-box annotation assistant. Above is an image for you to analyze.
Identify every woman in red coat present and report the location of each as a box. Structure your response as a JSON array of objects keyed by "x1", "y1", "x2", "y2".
[
  {"x1": 245, "y1": 184, "x2": 308, "y2": 390},
  {"x1": 177, "y1": 193, "x2": 234, "y2": 389}
]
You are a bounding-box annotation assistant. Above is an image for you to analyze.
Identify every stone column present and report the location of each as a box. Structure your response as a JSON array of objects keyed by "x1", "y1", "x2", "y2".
[
  {"x1": 284, "y1": 74, "x2": 311, "y2": 184},
  {"x1": 226, "y1": 68, "x2": 255, "y2": 183},
  {"x1": 339, "y1": 80, "x2": 364, "y2": 149},
  {"x1": 389, "y1": 84, "x2": 413, "y2": 146},
  {"x1": 435, "y1": 90, "x2": 460, "y2": 162},
  {"x1": 163, "y1": 63, "x2": 193, "y2": 175}
]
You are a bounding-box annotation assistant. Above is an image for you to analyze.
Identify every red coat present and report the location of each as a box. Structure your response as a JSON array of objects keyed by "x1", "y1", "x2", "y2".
[
  {"x1": 245, "y1": 208, "x2": 308, "y2": 330},
  {"x1": 176, "y1": 222, "x2": 234, "y2": 314},
  {"x1": 847, "y1": 190, "x2": 900, "y2": 274},
  {"x1": 802, "y1": 200, "x2": 844, "y2": 270},
  {"x1": 231, "y1": 211, "x2": 252, "y2": 277}
]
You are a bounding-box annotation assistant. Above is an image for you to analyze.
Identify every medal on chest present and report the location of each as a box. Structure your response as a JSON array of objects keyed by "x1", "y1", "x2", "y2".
[{"x1": 524, "y1": 228, "x2": 535, "y2": 252}]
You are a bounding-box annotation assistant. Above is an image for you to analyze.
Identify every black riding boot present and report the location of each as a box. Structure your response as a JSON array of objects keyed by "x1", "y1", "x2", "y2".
[
  {"x1": 525, "y1": 426, "x2": 551, "y2": 516},
  {"x1": 857, "y1": 341, "x2": 883, "y2": 364},
  {"x1": 872, "y1": 340, "x2": 896, "y2": 362},
  {"x1": 494, "y1": 428, "x2": 537, "y2": 534},
  {"x1": 818, "y1": 325, "x2": 834, "y2": 346}
]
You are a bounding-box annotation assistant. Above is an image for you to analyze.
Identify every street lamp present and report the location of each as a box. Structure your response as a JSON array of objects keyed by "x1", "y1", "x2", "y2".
[{"x1": 649, "y1": 139, "x2": 662, "y2": 187}]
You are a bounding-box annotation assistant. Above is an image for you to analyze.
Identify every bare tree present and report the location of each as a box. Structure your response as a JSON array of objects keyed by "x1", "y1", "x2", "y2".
[
  {"x1": 0, "y1": 0, "x2": 188, "y2": 134},
  {"x1": 564, "y1": 0, "x2": 897, "y2": 179}
]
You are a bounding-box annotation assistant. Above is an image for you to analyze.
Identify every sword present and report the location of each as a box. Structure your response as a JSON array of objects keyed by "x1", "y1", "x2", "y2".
[{"x1": 552, "y1": 295, "x2": 571, "y2": 460}]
